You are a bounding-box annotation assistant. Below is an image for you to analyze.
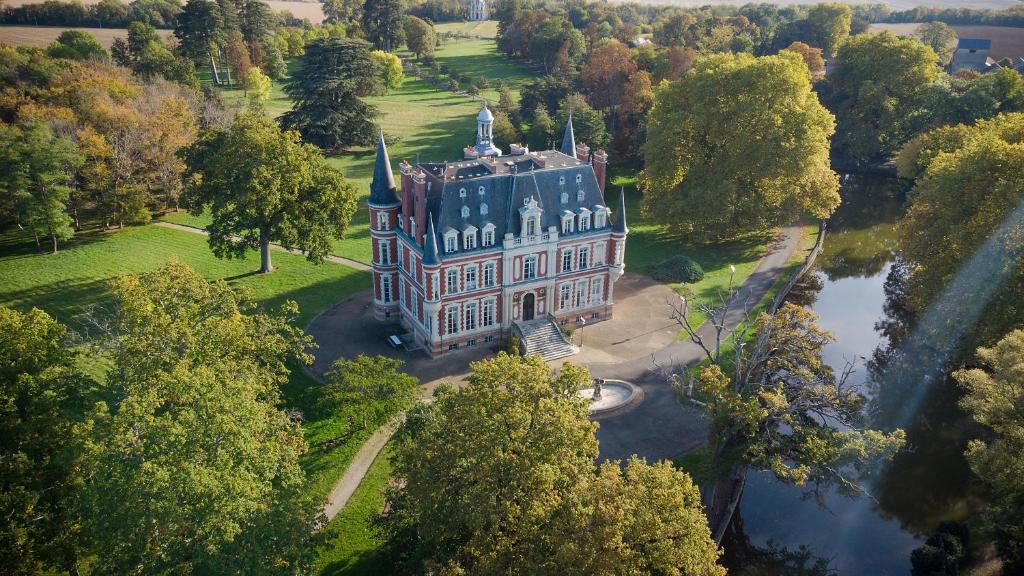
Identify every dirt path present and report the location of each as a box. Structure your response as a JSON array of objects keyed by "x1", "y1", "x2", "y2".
[
  {"x1": 152, "y1": 221, "x2": 372, "y2": 272},
  {"x1": 322, "y1": 415, "x2": 402, "y2": 521}
]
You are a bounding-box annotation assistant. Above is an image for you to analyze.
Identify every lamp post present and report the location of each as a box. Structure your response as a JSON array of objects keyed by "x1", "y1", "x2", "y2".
[{"x1": 576, "y1": 315, "x2": 587, "y2": 347}]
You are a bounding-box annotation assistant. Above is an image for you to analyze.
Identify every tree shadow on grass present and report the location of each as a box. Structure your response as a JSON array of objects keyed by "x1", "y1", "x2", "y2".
[
  {"x1": 0, "y1": 226, "x2": 111, "y2": 259},
  {"x1": 318, "y1": 549, "x2": 391, "y2": 576}
]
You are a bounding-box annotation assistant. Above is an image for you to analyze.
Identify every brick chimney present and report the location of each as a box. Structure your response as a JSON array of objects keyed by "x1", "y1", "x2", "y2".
[
  {"x1": 575, "y1": 141, "x2": 590, "y2": 163},
  {"x1": 592, "y1": 149, "x2": 608, "y2": 192}
]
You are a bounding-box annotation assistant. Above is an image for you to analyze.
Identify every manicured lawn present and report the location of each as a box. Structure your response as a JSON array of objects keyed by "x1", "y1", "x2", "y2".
[
  {"x1": 609, "y1": 170, "x2": 772, "y2": 329},
  {"x1": 315, "y1": 445, "x2": 395, "y2": 576},
  {"x1": 433, "y1": 37, "x2": 534, "y2": 101},
  {"x1": 0, "y1": 221, "x2": 378, "y2": 511},
  {"x1": 435, "y1": 20, "x2": 499, "y2": 39},
  {"x1": 0, "y1": 224, "x2": 370, "y2": 329}
]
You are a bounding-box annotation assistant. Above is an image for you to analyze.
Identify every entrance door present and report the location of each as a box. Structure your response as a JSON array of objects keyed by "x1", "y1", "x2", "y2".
[{"x1": 522, "y1": 293, "x2": 535, "y2": 321}]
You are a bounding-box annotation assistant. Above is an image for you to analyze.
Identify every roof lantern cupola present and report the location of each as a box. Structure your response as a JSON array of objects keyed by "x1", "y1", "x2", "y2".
[{"x1": 474, "y1": 104, "x2": 502, "y2": 158}]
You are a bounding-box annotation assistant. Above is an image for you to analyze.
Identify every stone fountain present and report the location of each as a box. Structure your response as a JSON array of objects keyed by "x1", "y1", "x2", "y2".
[{"x1": 578, "y1": 378, "x2": 640, "y2": 415}]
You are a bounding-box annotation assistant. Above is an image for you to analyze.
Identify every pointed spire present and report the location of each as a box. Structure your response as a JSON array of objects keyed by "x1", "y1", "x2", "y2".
[
  {"x1": 423, "y1": 213, "x2": 441, "y2": 266},
  {"x1": 613, "y1": 186, "x2": 628, "y2": 234},
  {"x1": 369, "y1": 129, "x2": 399, "y2": 206},
  {"x1": 560, "y1": 112, "x2": 576, "y2": 156}
]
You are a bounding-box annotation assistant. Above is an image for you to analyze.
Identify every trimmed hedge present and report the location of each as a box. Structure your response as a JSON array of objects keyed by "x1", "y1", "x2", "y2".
[{"x1": 650, "y1": 255, "x2": 705, "y2": 284}]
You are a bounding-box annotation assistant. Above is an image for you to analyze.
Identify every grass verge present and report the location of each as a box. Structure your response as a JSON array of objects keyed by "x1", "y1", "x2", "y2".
[{"x1": 315, "y1": 445, "x2": 395, "y2": 576}]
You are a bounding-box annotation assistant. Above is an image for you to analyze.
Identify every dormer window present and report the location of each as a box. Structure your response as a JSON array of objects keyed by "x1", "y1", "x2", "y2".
[
  {"x1": 478, "y1": 186, "x2": 486, "y2": 195},
  {"x1": 575, "y1": 174, "x2": 583, "y2": 184},
  {"x1": 464, "y1": 225, "x2": 478, "y2": 250},
  {"x1": 559, "y1": 175, "x2": 566, "y2": 185},
  {"x1": 594, "y1": 206, "x2": 608, "y2": 228},
  {"x1": 561, "y1": 211, "x2": 575, "y2": 235},
  {"x1": 578, "y1": 208, "x2": 592, "y2": 232},
  {"x1": 577, "y1": 189, "x2": 585, "y2": 202},
  {"x1": 482, "y1": 223, "x2": 496, "y2": 246},
  {"x1": 459, "y1": 187, "x2": 467, "y2": 198},
  {"x1": 444, "y1": 229, "x2": 459, "y2": 253},
  {"x1": 518, "y1": 196, "x2": 543, "y2": 238},
  {"x1": 561, "y1": 191, "x2": 568, "y2": 204},
  {"x1": 480, "y1": 203, "x2": 488, "y2": 216},
  {"x1": 461, "y1": 206, "x2": 470, "y2": 219}
]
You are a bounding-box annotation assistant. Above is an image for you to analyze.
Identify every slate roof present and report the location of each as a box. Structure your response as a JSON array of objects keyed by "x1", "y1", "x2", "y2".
[
  {"x1": 369, "y1": 131, "x2": 399, "y2": 206},
  {"x1": 957, "y1": 38, "x2": 992, "y2": 51},
  {"x1": 421, "y1": 150, "x2": 611, "y2": 256}
]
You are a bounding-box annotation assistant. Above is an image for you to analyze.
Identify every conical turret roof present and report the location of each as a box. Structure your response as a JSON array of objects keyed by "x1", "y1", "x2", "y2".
[
  {"x1": 560, "y1": 113, "x2": 576, "y2": 157},
  {"x1": 423, "y1": 213, "x2": 441, "y2": 266},
  {"x1": 369, "y1": 130, "x2": 399, "y2": 205},
  {"x1": 613, "y1": 187, "x2": 628, "y2": 234}
]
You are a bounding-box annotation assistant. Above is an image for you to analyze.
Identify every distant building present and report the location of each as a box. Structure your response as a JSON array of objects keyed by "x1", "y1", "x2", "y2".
[
  {"x1": 950, "y1": 38, "x2": 993, "y2": 73},
  {"x1": 367, "y1": 107, "x2": 627, "y2": 358},
  {"x1": 468, "y1": 0, "x2": 487, "y2": 21}
]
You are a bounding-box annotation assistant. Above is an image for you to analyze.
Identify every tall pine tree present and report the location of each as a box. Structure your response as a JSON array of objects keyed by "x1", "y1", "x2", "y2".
[{"x1": 281, "y1": 38, "x2": 378, "y2": 152}]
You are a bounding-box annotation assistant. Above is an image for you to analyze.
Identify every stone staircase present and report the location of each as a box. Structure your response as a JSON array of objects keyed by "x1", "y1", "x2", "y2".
[{"x1": 514, "y1": 316, "x2": 579, "y2": 362}]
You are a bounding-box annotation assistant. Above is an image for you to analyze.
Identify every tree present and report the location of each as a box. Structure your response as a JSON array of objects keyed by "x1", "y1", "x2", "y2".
[
  {"x1": 370, "y1": 49, "x2": 403, "y2": 93},
  {"x1": 78, "y1": 262, "x2": 323, "y2": 574},
  {"x1": 113, "y1": 21, "x2": 198, "y2": 88},
  {"x1": 526, "y1": 105, "x2": 555, "y2": 150},
  {"x1": 954, "y1": 331, "x2": 1024, "y2": 572},
  {"x1": 47, "y1": 29, "x2": 108, "y2": 62},
  {"x1": 245, "y1": 65, "x2": 272, "y2": 105},
  {"x1": 916, "y1": 21, "x2": 957, "y2": 66},
  {"x1": 491, "y1": 110, "x2": 520, "y2": 150},
  {"x1": 555, "y1": 93, "x2": 609, "y2": 150},
  {"x1": 323, "y1": 0, "x2": 361, "y2": 24},
  {"x1": 920, "y1": 68, "x2": 1024, "y2": 128},
  {"x1": 362, "y1": 0, "x2": 404, "y2": 52},
  {"x1": 528, "y1": 17, "x2": 584, "y2": 73},
  {"x1": 782, "y1": 41, "x2": 825, "y2": 79},
  {"x1": 653, "y1": 12, "x2": 695, "y2": 47},
  {"x1": 580, "y1": 40, "x2": 637, "y2": 112},
  {"x1": 0, "y1": 122, "x2": 83, "y2": 253},
  {"x1": 181, "y1": 111, "x2": 358, "y2": 273},
  {"x1": 282, "y1": 37, "x2": 379, "y2": 152},
  {"x1": 174, "y1": 0, "x2": 225, "y2": 84},
  {"x1": 0, "y1": 307, "x2": 96, "y2": 575},
  {"x1": 225, "y1": 29, "x2": 252, "y2": 86},
  {"x1": 897, "y1": 113, "x2": 1024, "y2": 353},
  {"x1": 323, "y1": 355, "x2": 418, "y2": 430},
  {"x1": 642, "y1": 51, "x2": 839, "y2": 242},
  {"x1": 379, "y1": 353, "x2": 725, "y2": 575},
  {"x1": 670, "y1": 299, "x2": 906, "y2": 542},
  {"x1": 804, "y1": 2, "x2": 852, "y2": 57},
  {"x1": 404, "y1": 14, "x2": 435, "y2": 60},
  {"x1": 830, "y1": 32, "x2": 939, "y2": 164}
]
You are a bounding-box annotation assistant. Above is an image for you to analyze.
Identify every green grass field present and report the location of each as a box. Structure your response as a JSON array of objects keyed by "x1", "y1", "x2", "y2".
[
  {"x1": 315, "y1": 446, "x2": 394, "y2": 576},
  {"x1": 0, "y1": 223, "x2": 376, "y2": 511},
  {"x1": 434, "y1": 20, "x2": 499, "y2": 39},
  {"x1": 433, "y1": 38, "x2": 534, "y2": 101}
]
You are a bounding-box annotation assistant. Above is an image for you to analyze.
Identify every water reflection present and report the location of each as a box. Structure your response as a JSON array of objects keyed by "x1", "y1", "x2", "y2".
[{"x1": 722, "y1": 176, "x2": 977, "y2": 575}]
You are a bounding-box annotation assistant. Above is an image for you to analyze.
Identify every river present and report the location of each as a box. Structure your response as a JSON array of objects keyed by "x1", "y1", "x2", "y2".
[{"x1": 720, "y1": 176, "x2": 980, "y2": 575}]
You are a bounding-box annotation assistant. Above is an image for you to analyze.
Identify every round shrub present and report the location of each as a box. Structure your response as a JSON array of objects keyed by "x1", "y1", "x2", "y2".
[{"x1": 650, "y1": 255, "x2": 705, "y2": 284}]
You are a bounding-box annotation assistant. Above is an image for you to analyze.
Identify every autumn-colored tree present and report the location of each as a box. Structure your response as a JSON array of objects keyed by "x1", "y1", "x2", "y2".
[
  {"x1": 370, "y1": 49, "x2": 403, "y2": 93},
  {"x1": 643, "y1": 51, "x2": 839, "y2": 241},
  {"x1": 181, "y1": 111, "x2": 359, "y2": 273},
  {"x1": 244, "y1": 66, "x2": 272, "y2": 105},
  {"x1": 614, "y1": 70, "x2": 654, "y2": 161},
  {"x1": 380, "y1": 354, "x2": 725, "y2": 575},
  {"x1": 225, "y1": 29, "x2": 252, "y2": 87},
  {"x1": 782, "y1": 41, "x2": 825, "y2": 79},
  {"x1": 580, "y1": 40, "x2": 637, "y2": 113}
]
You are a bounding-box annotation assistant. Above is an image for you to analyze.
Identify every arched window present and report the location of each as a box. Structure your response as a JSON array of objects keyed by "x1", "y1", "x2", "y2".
[
  {"x1": 577, "y1": 189, "x2": 585, "y2": 202},
  {"x1": 480, "y1": 203, "x2": 488, "y2": 216},
  {"x1": 459, "y1": 187, "x2": 467, "y2": 198},
  {"x1": 478, "y1": 186, "x2": 486, "y2": 195},
  {"x1": 559, "y1": 175, "x2": 566, "y2": 185},
  {"x1": 575, "y1": 173, "x2": 583, "y2": 184},
  {"x1": 461, "y1": 205, "x2": 470, "y2": 218},
  {"x1": 561, "y1": 191, "x2": 569, "y2": 204}
]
